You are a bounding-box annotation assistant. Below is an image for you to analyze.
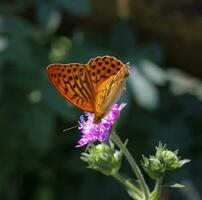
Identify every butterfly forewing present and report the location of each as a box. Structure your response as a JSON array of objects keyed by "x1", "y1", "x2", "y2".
[{"x1": 47, "y1": 63, "x2": 95, "y2": 113}]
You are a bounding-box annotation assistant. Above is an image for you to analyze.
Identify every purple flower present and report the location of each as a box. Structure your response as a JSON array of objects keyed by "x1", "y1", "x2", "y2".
[{"x1": 76, "y1": 103, "x2": 126, "y2": 147}]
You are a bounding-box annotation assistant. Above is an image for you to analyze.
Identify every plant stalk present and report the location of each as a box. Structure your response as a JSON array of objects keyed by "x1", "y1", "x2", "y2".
[
  {"x1": 111, "y1": 131, "x2": 150, "y2": 199},
  {"x1": 113, "y1": 172, "x2": 144, "y2": 199}
]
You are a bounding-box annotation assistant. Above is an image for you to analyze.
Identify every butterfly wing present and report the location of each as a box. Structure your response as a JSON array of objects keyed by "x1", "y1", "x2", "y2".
[
  {"x1": 47, "y1": 55, "x2": 129, "y2": 121},
  {"x1": 94, "y1": 65, "x2": 129, "y2": 123},
  {"x1": 86, "y1": 55, "x2": 125, "y2": 91},
  {"x1": 47, "y1": 63, "x2": 95, "y2": 113}
]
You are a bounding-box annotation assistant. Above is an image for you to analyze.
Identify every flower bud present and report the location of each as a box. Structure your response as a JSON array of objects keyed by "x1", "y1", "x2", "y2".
[
  {"x1": 161, "y1": 150, "x2": 180, "y2": 171},
  {"x1": 142, "y1": 156, "x2": 164, "y2": 180},
  {"x1": 142, "y1": 143, "x2": 190, "y2": 180},
  {"x1": 81, "y1": 143, "x2": 123, "y2": 176}
]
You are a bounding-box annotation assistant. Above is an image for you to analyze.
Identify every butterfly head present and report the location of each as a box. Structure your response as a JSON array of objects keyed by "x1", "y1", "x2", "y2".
[
  {"x1": 93, "y1": 115, "x2": 102, "y2": 124},
  {"x1": 124, "y1": 62, "x2": 130, "y2": 77}
]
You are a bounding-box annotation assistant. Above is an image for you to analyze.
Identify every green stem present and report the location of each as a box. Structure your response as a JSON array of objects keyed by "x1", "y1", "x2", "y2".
[
  {"x1": 113, "y1": 172, "x2": 144, "y2": 200},
  {"x1": 148, "y1": 178, "x2": 163, "y2": 200},
  {"x1": 111, "y1": 131, "x2": 150, "y2": 199}
]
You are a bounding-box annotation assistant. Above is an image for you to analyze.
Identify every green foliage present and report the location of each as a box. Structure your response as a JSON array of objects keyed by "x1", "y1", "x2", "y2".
[{"x1": 0, "y1": 0, "x2": 201, "y2": 200}]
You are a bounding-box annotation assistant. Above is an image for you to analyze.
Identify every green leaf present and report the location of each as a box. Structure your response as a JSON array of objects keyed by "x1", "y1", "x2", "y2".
[
  {"x1": 170, "y1": 183, "x2": 185, "y2": 188},
  {"x1": 164, "y1": 183, "x2": 185, "y2": 188},
  {"x1": 179, "y1": 159, "x2": 191, "y2": 167},
  {"x1": 129, "y1": 67, "x2": 159, "y2": 110},
  {"x1": 140, "y1": 59, "x2": 167, "y2": 86}
]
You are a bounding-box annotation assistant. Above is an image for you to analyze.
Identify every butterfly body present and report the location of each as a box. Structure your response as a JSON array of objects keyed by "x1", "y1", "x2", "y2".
[{"x1": 47, "y1": 56, "x2": 129, "y2": 123}]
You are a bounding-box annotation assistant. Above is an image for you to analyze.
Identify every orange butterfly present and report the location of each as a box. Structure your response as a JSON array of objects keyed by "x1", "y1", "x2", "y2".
[{"x1": 47, "y1": 55, "x2": 129, "y2": 123}]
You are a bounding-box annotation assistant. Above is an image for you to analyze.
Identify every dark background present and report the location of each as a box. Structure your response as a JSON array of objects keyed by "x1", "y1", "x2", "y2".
[{"x1": 0, "y1": 0, "x2": 202, "y2": 199}]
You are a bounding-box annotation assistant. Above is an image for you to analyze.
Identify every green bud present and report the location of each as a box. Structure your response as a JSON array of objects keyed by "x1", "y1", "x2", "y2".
[
  {"x1": 142, "y1": 155, "x2": 165, "y2": 180},
  {"x1": 142, "y1": 143, "x2": 190, "y2": 180},
  {"x1": 81, "y1": 143, "x2": 122, "y2": 176},
  {"x1": 161, "y1": 150, "x2": 180, "y2": 170}
]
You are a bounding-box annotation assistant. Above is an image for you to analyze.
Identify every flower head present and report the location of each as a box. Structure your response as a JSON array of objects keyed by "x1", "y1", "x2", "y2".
[
  {"x1": 81, "y1": 143, "x2": 123, "y2": 176},
  {"x1": 76, "y1": 103, "x2": 126, "y2": 147}
]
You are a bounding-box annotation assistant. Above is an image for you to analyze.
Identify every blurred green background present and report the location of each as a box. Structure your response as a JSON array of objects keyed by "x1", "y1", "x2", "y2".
[{"x1": 0, "y1": 0, "x2": 202, "y2": 199}]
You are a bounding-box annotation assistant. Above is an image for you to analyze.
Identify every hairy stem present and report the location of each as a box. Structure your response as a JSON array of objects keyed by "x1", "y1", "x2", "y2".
[
  {"x1": 113, "y1": 172, "x2": 144, "y2": 199},
  {"x1": 111, "y1": 131, "x2": 150, "y2": 199},
  {"x1": 148, "y1": 178, "x2": 163, "y2": 200}
]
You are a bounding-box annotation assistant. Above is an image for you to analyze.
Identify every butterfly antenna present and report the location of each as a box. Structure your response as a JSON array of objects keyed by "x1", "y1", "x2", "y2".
[{"x1": 62, "y1": 125, "x2": 80, "y2": 133}]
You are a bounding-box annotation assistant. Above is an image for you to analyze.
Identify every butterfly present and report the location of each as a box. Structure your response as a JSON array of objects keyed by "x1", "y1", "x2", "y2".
[{"x1": 47, "y1": 55, "x2": 129, "y2": 123}]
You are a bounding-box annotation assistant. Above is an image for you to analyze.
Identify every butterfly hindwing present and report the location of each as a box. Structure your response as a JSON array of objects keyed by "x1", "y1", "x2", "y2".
[{"x1": 86, "y1": 55, "x2": 125, "y2": 91}]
